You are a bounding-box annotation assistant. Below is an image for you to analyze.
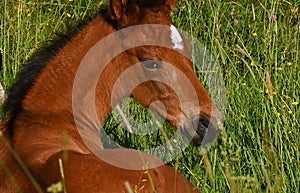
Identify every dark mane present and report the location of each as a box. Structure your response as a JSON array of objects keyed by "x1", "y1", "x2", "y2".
[{"x1": 3, "y1": 9, "x2": 115, "y2": 136}]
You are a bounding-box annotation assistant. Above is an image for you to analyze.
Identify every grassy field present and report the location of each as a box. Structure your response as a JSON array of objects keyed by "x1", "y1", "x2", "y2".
[{"x1": 1, "y1": 0, "x2": 299, "y2": 192}]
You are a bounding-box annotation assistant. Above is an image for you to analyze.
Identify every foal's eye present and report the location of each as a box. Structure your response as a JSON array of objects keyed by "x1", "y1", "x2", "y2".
[{"x1": 141, "y1": 59, "x2": 161, "y2": 69}]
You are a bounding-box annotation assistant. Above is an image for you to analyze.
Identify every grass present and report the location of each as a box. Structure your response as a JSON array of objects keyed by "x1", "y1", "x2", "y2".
[{"x1": 1, "y1": 0, "x2": 299, "y2": 192}]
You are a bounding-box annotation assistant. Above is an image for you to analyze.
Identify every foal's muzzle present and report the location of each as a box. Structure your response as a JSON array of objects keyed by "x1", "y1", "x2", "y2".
[{"x1": 181, "y1": 114, "x2": 222, "y2": 146}]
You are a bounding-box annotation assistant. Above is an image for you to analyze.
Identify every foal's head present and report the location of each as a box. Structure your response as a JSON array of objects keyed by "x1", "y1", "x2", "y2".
[{"x1": 100, "y1": 0, "x2": 223, "y2": 146}]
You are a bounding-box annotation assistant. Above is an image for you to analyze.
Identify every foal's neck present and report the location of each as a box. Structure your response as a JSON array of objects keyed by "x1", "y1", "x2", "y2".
[{"x1": 22, "y1": 16, "x2": 116, "y2": 125}]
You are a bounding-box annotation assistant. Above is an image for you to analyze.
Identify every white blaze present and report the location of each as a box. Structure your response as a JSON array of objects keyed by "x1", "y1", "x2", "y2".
[{"x1": 170, "y1": 25, "x2": 184, "y2": 50}]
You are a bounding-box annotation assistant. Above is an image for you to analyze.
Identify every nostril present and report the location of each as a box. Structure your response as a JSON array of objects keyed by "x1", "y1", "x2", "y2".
[
  {"x1": 192, "y1": 116, "x2": 210, "y2": 136},
  {"x1": 199, "y1": 117, "x2": 210, "y2": 129},
  {"x1": 189, "y1": 114, "x2": 222, "y2": 146}
]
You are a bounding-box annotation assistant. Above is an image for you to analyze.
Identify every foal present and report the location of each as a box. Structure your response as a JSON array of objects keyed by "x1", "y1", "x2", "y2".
[{"x1": 0, "y1": 0, "x2": 222, "y2": 192}]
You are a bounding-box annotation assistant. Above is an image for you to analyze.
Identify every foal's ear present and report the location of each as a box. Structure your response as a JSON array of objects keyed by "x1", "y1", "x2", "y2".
[
  {"x1": 109, "y1": 0, "x2": 127, "y2": 21},
  {"x1": 161, "y1": 0, "x2": 177, "y2": 12},
  {"x1": 109, "y1": 0, "x2": 178, "y2": 27},
  {"x1": 109, "y1": 0, "x2": 140, "y2": 27}
]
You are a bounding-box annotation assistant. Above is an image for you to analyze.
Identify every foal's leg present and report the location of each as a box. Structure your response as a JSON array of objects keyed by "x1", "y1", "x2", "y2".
[
  {"x1": 42, "y1": 151, "x2": 159, "y2": 192},
  {"x1": 31, "y1": 149, "x2": 201, "y2": 193},
  {"x1": 44, "y1": 150, "x2": 201, "y2": 193}
]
